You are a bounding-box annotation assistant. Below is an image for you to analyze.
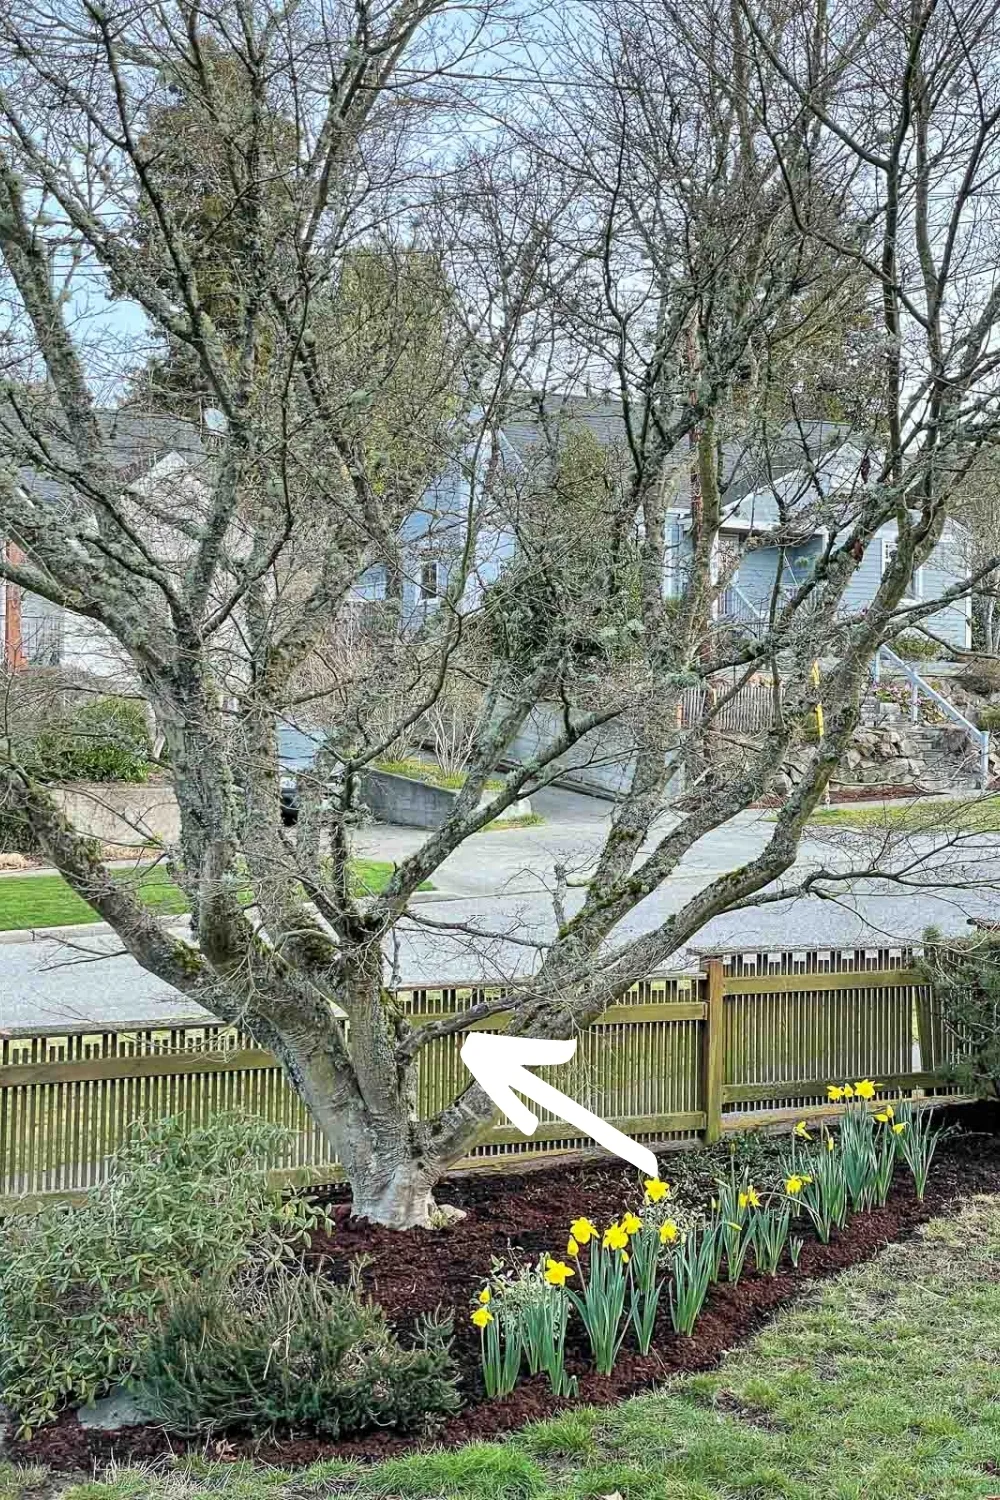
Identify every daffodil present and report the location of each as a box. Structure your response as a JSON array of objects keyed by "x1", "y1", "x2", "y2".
[
  {"x1": 842, "y1": 1084, "x2": 855, "y2": 1100},
  {"x1": 644, "y1": 1177, "x2": 671, "y2": 1203},
  {"x1": 827, "y1": 1085, "x2": 844, "y2": 1102},
  {"x1": 603, "y1": 1222, "x2": 630, "y2": 1252},
  {"x1": 785, "y1": 1174, "x2": 805, "y2": 1195},
  {"x1": 794, "y1": 1120, "x2": 812, "y2": 1139},
  {"x1": 620, "y1": 1250, "x2": 630, "y2": 1265},
  {"x1": 892, "y1": 1121, "x2": 907, "y2": 1135},
  {"x1": 738, "y1": 1190, "x2": 750, "y2": 1210},
  {"x1": 826, "y1": 1135, "x2": 836, "y2": 1152},
  {"x1": 855, "y1": 1079, "x2": 879, "y2": 1100},
  {"x1": 544, "y1": 1257, "x2": 575, "y2": 1288},
  {"x1": 659, "y1": 1219, "x2": 680, "y2": 1244},
  {"x1": 570, "y1": 1216, "x2": 597, "y2": 1245},
  {"x1": 477, "y1": 1287, "x2": 491, "y2": 1305},
  {"x1": 567, "y1": 1235, "x2": 580, "y2": 1257},
  {"x1": 622, "y1": 1211, "x2": 643, "y2": 1235},
  {"x1": 471, "y1": 1307, "x2": 493, "y2": 1328}
]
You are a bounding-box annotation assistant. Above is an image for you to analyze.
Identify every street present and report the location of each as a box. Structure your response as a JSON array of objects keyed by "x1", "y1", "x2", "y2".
[{"x1": 4, "y1": 786, "x2": 999, "y2": 1029}]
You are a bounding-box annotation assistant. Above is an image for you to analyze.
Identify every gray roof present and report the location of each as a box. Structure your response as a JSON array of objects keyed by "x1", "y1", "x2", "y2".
[
  {"x1": 499, "y1": 395, "x2": 858, "y2": 509},
  {"x1": 1, "y1": 405, "x2": 209, "y2": 507}
]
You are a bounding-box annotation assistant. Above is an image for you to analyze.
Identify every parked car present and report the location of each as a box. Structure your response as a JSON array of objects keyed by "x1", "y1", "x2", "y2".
[{"x1": 277, "y1": 725, "x2": 326, "y2": 824}]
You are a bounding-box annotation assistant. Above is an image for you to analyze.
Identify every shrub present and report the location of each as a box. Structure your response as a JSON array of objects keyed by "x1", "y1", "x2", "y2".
[
  {"x1": 978, "y1": 705, "x2": 1000, "y2": 731},
  {"x1": 0, "y1": 805, "x2": 40, "y2": 854},
  {"x1": 891, "y1": 631, "x2": 942, "y2": 662},
  {"x1": 916, "y1": 930, "x2": 1000, "y2": 1098},
  {"x1": 133, "y1": 1269, "x2": 461, "y2": 1438},
  {"x1": 0, "y1": 1115, "x2": 327, "y2": 1435},
  {"x1": 32, "y1": 697, "x2": 152, "y2": 783},
  {"x1": 957, "y1": 658, "x2": 1000, "y2": 698}
]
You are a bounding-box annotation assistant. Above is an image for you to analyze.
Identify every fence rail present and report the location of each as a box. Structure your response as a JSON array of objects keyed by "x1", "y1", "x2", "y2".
[{"x1": 0, "y1": 947, "x2": 967, "y2": 1208}]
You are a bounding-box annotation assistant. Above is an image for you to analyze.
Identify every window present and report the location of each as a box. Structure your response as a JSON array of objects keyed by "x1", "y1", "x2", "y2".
[
  {"x1": 419, "y1": 560, "x2": 439, "y2": 601},
  {"x1": 881, "y1": 537, "x2": 922, "y2": 598}
]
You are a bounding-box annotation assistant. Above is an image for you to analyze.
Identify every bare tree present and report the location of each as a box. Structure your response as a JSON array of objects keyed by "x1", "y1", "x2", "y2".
[{"x1": 1, "y1": 0, "x2": 999, "y2": 1228}]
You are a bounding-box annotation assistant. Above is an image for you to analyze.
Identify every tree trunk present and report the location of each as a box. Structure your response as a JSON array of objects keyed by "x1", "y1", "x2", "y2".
[{"x1": 347, "y1": 1154, "x2": 440, "y2": 1228}]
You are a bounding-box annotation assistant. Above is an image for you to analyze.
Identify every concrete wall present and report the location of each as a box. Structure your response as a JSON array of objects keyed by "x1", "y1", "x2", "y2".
[
  {"x1": 50, "y1": 780, "x2": 181, "y2": 847},
  {"x1": 360, "y1": 768, "x2": 532, "y2": 830},
  {"x1": 505, "y1": 705, "x2": 683, "y2": 801}
]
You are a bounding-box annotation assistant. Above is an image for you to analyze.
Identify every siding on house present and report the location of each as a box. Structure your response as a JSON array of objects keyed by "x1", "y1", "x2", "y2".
[{"x1": 839, "y1": 520, "x2": 970, "y2": 648}]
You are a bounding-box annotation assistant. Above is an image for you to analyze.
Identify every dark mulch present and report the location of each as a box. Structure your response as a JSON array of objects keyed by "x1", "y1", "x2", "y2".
[{"x1": 11, "y1": 1102, "x2": 1000, "y2": 1475}]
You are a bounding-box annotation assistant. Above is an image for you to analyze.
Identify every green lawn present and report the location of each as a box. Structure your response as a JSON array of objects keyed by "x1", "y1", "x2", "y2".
[
  {"x1": 810, "y1": 793, "x2": 1000, "y2": 832},
  {"x1": 0, "y1": 859, "x2": 410, "y2": 932},
  {"x1": 7, "y1": 1194, "x2": 1000, "y2": 1499}
]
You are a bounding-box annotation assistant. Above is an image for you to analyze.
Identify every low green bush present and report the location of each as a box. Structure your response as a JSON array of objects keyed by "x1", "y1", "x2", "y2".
[
  {"x1": 891, "y1": 631, "x2": 942, "y2": 662},
  {"x1": 32, "y1": 697, "x2": 152, "y2": 783},
  {"x1": 0, "y1": 1116, "x2": 328, "y2": 1436},
  {"x1": 133, "y1": 1268, "x2": 461, "y2": 1439},
  {"x1": 978, "y1": 705, "x2": 1000, "y2": 730}
]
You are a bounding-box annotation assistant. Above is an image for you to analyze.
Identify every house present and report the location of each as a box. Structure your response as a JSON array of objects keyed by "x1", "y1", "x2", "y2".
[
  {"x1": 1, "y1": 398, "x2": 973, "y2": 679},
  {"x1": 387, "y1": 397, "x2": 972, "y2": 650},
  {"x1": 2, "y1": 410, "x2": 211, "y2": 676}
]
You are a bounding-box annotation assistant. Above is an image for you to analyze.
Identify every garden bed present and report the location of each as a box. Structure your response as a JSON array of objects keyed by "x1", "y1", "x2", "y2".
[{"x1": 10, "y1": 1102, "x2": 1000, "y2": 1476}]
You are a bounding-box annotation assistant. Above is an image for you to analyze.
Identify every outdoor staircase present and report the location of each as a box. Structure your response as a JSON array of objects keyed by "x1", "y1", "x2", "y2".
[{"x1": 862, "y1": 645, "x2": 992, "y2": 792}]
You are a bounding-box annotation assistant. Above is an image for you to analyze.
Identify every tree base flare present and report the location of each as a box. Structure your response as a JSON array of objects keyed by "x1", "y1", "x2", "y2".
[{"x1": 350, "y1": 1162, "x2": 465, "y2": 1229}]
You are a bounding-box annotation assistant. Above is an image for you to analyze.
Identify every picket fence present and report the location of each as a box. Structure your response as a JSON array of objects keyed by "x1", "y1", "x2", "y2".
[{"x1": 0, "y1": 945, "x2": 965, "y2": 1209}]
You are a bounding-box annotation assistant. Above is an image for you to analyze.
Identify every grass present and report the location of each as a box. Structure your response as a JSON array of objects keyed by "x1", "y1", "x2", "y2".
[
  {"x1": 13, "y1": 1192, "x2": 1000, "y2": 1498},
  {"x1": 0, "y1": 858, "x2": 414, "y2": 932},
  {"x1": 809, "y1": 793, "x2": 1000, "y2": 832},
  {"x1": 376, "y1": 758, "x2": 505, "y2": 794}
]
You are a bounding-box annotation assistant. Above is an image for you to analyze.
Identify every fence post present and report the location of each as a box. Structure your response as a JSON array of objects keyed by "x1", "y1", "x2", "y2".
[{"x1": 702, "y1": 959, "x2": 725, "y2": 1144}]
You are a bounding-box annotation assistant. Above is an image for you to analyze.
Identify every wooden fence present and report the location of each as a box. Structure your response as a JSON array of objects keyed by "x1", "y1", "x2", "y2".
[{"x1": 0, "y1": 946, "x2": 966, "y2": 1209}]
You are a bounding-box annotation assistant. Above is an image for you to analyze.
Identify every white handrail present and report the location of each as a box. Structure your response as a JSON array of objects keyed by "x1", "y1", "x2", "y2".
[{"x1": 873, "y1": 644, "x2": 991, "y2": 789}]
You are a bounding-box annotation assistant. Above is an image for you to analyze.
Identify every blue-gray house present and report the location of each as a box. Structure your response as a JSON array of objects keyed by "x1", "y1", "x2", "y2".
[{"x1": 360, "y1": 399, "x2": 971, "y2": 650}]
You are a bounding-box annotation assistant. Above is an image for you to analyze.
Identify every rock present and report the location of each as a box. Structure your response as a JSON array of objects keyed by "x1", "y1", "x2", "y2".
[
  {"x1": 77, "y1": 1387, "x2": 150, "y2": 1431},
  {"x1": 428, "y1": 1202, "x2": 467, "y2": 1229}
]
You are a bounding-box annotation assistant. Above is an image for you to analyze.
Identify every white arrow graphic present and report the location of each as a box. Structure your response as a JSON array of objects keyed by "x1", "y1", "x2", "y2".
[{"x1": 461, "y1": 1033, "x2": 658, "y2": 1178}]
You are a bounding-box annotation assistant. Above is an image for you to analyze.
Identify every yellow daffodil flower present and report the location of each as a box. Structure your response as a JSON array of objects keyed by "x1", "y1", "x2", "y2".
[
  {"x1": 477, "y1": 1287, "x2": 491, "y2": 1305},
  {"x1": 659, "y1": 1219, "x2": 680, "y2": 1244},
  {"x1": 874, "y1": 1111, "x2": 890, "y2": 1124},
  {"x1": 827, "y1": 1085, "x2": 844, "y2": 1102},
  {"x1": 544, "y1": 1257, "x2": 575, "y2": 1288},
  {"x1": 794, "y1": 1121, "x2": 812, "y2": 1140},
  {"x1": 622, "y1": 1211, "x2": 643, "y2": 1235},
  {"x1": 785, "y1": 1174, "x2": 805, "y2": 1195},
  {"x1": 570, "y1": 1216, "x2": 597, "y2": 1245},
  {"x1": 826, "y1": 1135, "x2": 836, "y2": 1152},
  {"x1": 842, "y1": 1084, "x2": 855, "y2": 1099},
  {"x1": 567, "y1": 1235, "x2": 580, "y2": 1257},
  {"x1": 621, "y1": 1250, "x2": 630, "y2": 1265},
  {"x1": 603, "y1": 1222, "x2": 630, "y2": 1252},
  {"x1": 644, "y1": 1177, "x2": 671, "y2": 1203},
  {"x1": 892, "y1": 1121, "x2": 907, "y2": 1135},
  {"x1": 471, "y1": 1307, "x2": 493, "y2": 1328},
  {"x1": 855, "y1": 1079, "x2": 878, "y2": 1100}
]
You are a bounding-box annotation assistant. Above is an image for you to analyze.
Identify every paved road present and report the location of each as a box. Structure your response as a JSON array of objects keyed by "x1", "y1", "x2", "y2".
[
  {"x1": 6, "y1": 785, "x2": 1000, "y2": 1028},
  {"x1": 4, "y1": 856, "x2": 999, "y2": 1029}
]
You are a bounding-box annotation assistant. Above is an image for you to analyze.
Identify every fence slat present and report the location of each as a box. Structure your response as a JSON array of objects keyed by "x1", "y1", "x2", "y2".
[{"x1": 0, "y1": 950, "x2": 971, "y2": 1210}]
